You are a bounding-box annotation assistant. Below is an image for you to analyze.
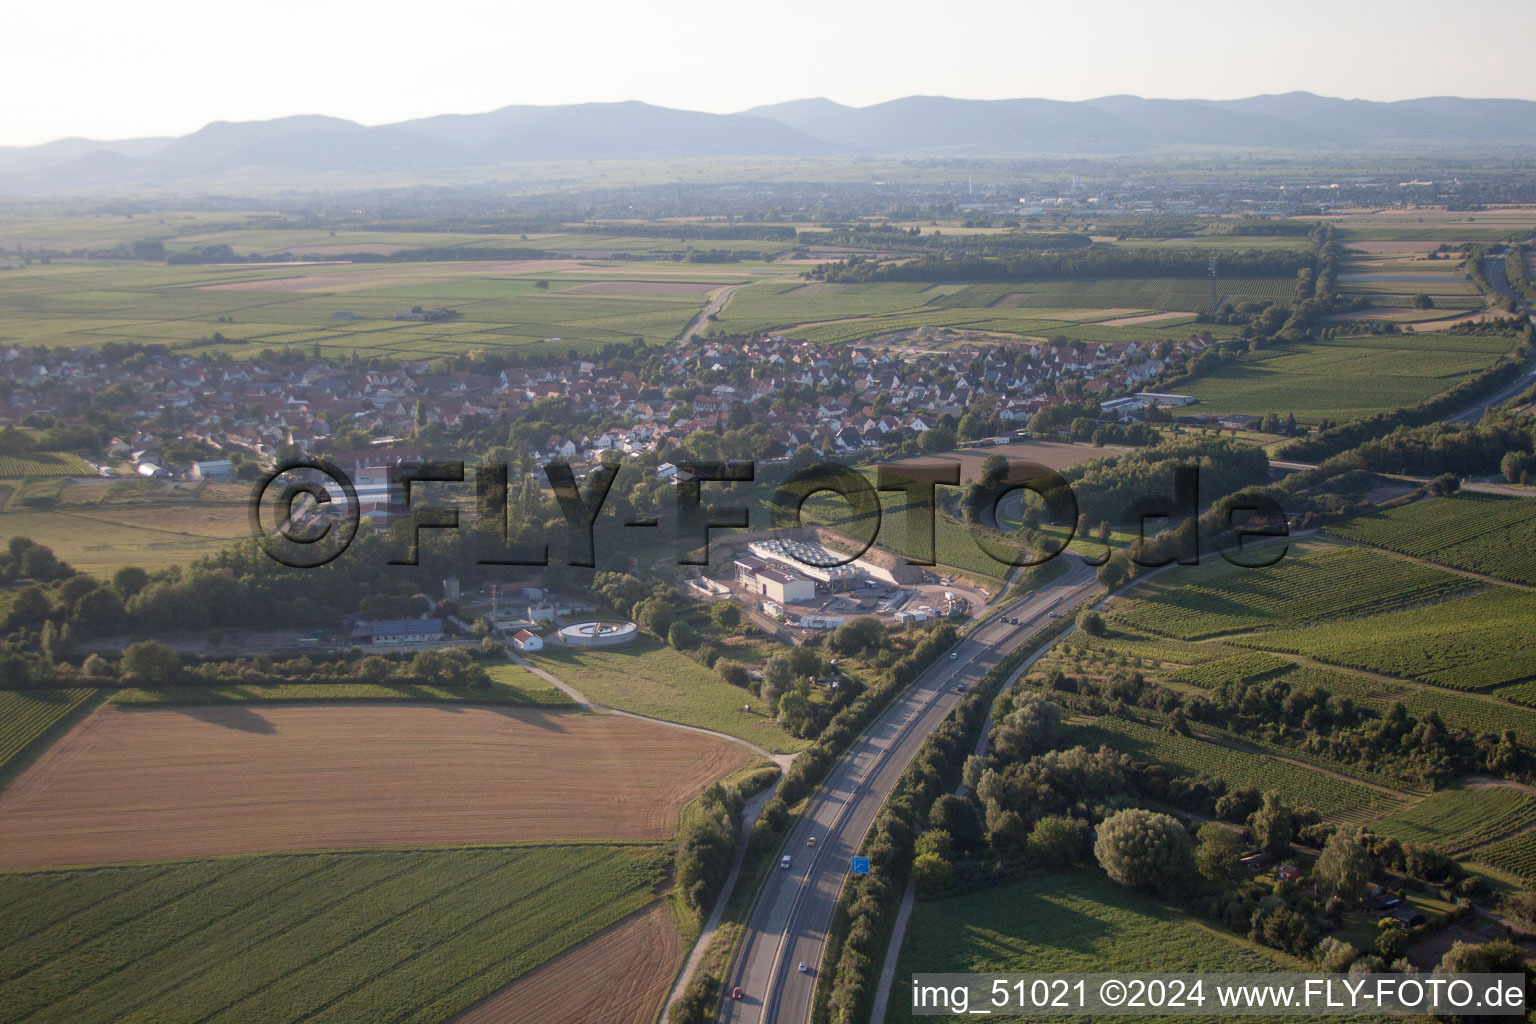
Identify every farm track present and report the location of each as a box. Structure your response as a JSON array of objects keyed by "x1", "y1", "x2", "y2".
[{"x1": 678, "y1": 284, "x2": 744, "y2": 343}]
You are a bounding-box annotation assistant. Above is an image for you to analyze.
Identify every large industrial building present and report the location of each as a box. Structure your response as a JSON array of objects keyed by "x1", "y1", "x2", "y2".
[
  {"x1": 735, "y1": 555, "x2": 817, "y2": 604},
  {"x1": 746, "y1": 539, "x2": 862, "y2": 590}
]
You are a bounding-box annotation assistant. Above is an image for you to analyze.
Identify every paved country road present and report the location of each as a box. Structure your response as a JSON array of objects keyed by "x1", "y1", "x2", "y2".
[{"x1": 717, "y1": 555, "x2": 1100, "y2": 1024}]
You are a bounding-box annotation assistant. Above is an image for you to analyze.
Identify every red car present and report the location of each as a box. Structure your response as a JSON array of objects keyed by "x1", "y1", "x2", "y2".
[{"x1": 731, "y1": 986, "x2": 745, "y2": 1000}]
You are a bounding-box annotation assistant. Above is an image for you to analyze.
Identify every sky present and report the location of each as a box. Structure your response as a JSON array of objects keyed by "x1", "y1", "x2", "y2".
[{"x1": 5, "y1": 0, "x2": 1535, "y2": 146}]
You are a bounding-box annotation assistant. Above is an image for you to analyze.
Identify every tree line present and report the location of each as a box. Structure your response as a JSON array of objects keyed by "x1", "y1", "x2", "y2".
[{"x1": 809, "y1": 245, "x2": 1311, "y2": 285}]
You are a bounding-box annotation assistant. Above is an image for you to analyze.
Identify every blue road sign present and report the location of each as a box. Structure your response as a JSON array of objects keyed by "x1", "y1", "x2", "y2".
[{"x1": 851, "y1": 856, "x2": 870, "y2": 874}]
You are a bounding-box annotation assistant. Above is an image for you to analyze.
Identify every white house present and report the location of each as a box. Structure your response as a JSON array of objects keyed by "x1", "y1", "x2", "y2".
[{"x1": 511, "y1": 629, "x2": 544, "y2": 652}]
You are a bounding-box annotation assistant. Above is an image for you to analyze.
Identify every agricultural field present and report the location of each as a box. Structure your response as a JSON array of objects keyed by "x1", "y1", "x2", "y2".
[
  {"x1": 0, "y1": 703, "x2": 749, "y2": 867},
  {"x1": 884, "y1": 438, "x2": 1111, "y2": 480},
  {"x1": 1232, "y1": 587, "x2": 1536, "y2": 692},
  {"x1": 0, "y1": 212, "x2": 280, "y2": 253},
  {"x1": 1395, "y1": 683, "x2": 1536, "y2": 745},
  {"x1": 1173, "y1": 331, "x2": 1515, "y2": 424},
  {"x1": 528, "y1": 638, "x2": 807, "y2": 753},
  {"x1": 1064, "y1": 716, "x2": 1406, "y2": 822},
  {"x1": 0, "y1": 479, "x2": 253, "y2": 574},
  {"x1": 1108, "y1": 543, "x2": 1477, "y2": 641},
  {"x1": 450, "y1": 901, "x2": 681, "y2": 1024},
  {"x1": 0, "y1": 844, "x2": 671, "y2": 1024},
  {"x1": 1472, "y1": 829, "x2": 1536, "y2": 884},
  {"x1": 162, "y1": 225, "x2": 800, "y2": 260},
  {"x1": 1325, "y1": 491, "x2": 1536, "y2": 586},
  {"x1": 886, "y1": 870, "x2": 1298, "y2": 1024},
  {"x1": 1335, "y1": 255, "x2": 1484, "y2": 310},
  {"x1": 0, "y1": 452, "x2": 96, "y2": 478},
  {"x1": 1055, "y1": 628, "x2": 1230, "y2": 670},
  {"x1": 1058, "y1": 625, "x2": 1536, "y2": 748},
  {"x1": 1325, "y1": 206, "x2": 1536, "y2": 244},
  {"x1": 1496, "y1": 681, "x2": 1536, "y2": 708},
  {"x1": 0, "y1": 687, "x2": 98, "y2": 779},
  {"x1": 1371, "y1": 785, "x2": 1536, "y2": 856},
  {"x1": 0, "y1": 257, "x2": 774, "y2": 360},
  {"x1": 1168, "y1": 651, "x2": 1293, "y2": 688},
  {"x1": 713, "y1": 276, "x2": 1282, "y2": 345}
]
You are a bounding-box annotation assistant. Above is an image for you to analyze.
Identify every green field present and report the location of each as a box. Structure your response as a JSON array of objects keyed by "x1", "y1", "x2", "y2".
[
  {"x1": 0, "y1": 487, "x2": 253, "y2": 574},
  {"x1": 1176, "y1": 332, "x2": 1514, "y2": 424},
  {"x1": 1059, "y1": 626, "x2": 1536, "y2": 748},
  {"x1": 1371, "y1": 785, "x2": 1536, "y2": 856},
  {"x1": 1058, "y1": 629, "x2": 1229, "y2": 670},
  {"x1": 887, "y1": 870, "x2": 1297, "y2": 1024},
  {"x1": 1495, "y1": 681, "x2": 1536, "y2": 708},
  {"x1": 1169, "y1": 651, "x2": 1294, "y2": 688},
  {"x1": 1065, "y1": 716, "x2": 1405, "y2": 822},
  {"x1": 0, "y1": 844, "x2": 667, "y2": 1024},
  {"x1": 0, "y1": 259, "x2": 770, "y2": 360},
  {"x1": 1473, "y1": 829, "x2": 1536, "y2": 883},
  {"x1": 1231, "y1": 587, "x2": 1536, "y2": 692},
  {"x1": 1111, "y1": 537, "x2": 1536, "y2": 692},
  {"x1": 1325, "y1": 492, "x2": 1536, "y2": 586},
  {"x1": 0, "y1": 688, "x2": 99, "y2": 780},
  {"x1": 0, "y1": 453, "x2": 97, "y2": 478},
  {"x1": 528, "y1": 638, "x2": 807, "y2": 753},
  {"x1": 1108, "y1": 544, "x2": 1477, "y2": 641}
]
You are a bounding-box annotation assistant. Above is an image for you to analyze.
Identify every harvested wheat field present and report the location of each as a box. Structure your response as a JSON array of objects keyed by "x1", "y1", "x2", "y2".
[
  {"x1": 450, "y1": 900, "x2": 683, "y2": 1024},
  {"x1": 0, "y1": 704, "x2": 747, "y2": 868},
  {"x1": 1098, "y1": 310, "x2": 1194, "y2": 327}
]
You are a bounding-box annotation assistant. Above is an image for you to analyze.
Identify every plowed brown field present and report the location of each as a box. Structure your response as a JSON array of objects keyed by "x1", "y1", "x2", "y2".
[
  {"x1": 0, "y1": 704, "x2": 747, "y2": 868},
  {"x1": 449, "y1": 900, "x2": 683, "y2": 1024}
]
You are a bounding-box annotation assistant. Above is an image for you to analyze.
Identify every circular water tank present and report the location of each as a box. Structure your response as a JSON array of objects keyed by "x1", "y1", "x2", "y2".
[{"x1": 557, "y1": 620, "x2": 639, "y2": 647}]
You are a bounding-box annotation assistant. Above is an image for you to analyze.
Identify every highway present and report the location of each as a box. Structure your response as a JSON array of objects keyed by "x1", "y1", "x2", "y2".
[{"x1": 717, "y1": 554, "x2": 1100, "y2": 1024}]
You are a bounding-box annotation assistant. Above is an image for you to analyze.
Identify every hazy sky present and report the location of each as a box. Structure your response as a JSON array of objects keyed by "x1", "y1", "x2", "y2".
[{"x1": 6, "y1": 0, "x2": 1534, "y2": 146}]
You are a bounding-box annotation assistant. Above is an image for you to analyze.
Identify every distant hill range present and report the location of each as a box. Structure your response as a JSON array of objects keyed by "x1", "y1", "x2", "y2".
[{"x1": 6, "y1": 92, "x2": 1536, "y2": 193}]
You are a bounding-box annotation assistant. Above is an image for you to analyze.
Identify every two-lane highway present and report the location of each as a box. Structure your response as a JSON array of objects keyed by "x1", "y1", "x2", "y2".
[{"x1": 719, "y1": 555, "x2": 1099, "y2": 1024}]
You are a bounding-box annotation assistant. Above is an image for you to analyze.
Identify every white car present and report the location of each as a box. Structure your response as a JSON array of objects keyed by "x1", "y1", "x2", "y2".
[
  {"x1": 949, "y1": 652, "x2": 958, "y2": 660},
  {"x1": 780, "y1": 855, "x2": 792, "y2": 869}
]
